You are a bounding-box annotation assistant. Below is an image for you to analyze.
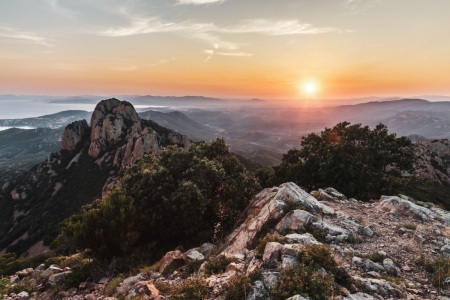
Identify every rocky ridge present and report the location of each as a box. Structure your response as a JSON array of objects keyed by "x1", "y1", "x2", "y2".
[
  {"x1": 4, "y1": 182, "x2": 450, "y2": 299},
  {"x1": 0, "y1": 99, "x2": 189, "y2": 256},
  {"x1": 414, "y1": 139, "x2": 450, "y2": 185}
]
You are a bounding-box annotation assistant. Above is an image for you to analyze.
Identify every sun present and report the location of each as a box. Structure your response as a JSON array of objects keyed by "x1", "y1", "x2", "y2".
[{"x1": 300, "y1": 80, "x2": 320, "y2": 97}]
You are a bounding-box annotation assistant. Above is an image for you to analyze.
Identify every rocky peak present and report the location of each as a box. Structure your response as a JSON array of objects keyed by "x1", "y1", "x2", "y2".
[
  {"x1": 61, "y1": 119, "x2": 89, "y2": 152},
  {"x1": 88, "y1": 98, "x2": 142, "y2": 158}
]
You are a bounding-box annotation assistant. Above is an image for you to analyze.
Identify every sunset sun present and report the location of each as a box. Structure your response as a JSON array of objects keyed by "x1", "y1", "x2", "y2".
[{"x1": 300, "y1": 80, "x2": 320, "y2": 97}]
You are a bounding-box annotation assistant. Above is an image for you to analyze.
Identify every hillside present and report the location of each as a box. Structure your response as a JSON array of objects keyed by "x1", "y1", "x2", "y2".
[
  {"x1": 2, "y1": 183, "x2": 450, "y2": 299},
  {"x1": 0, "y1": 99, "x2": 189, "y2": 257}
]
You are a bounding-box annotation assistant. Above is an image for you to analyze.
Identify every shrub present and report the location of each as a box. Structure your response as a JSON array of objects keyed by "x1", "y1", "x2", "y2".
[
  {"x1": 62, "y1": 139, "x2": 260, "y2": 258},
  {"x1": 224, "y1": 271, "x2": 264, "y2": 300},
  {"x1": 224, "y1": 275, "x2": 253, "y2": 300},
  {"x1": 170, "y1": 277, "x2": 209, "y2": 300},
  {"x1": 273, "y1": 122, "x2": 414, "y2": 200},
  {"x1": 271, "y1": 244, "x2": 337, "y2": 299},
  {"x1": 105, "y1": 275, "x2": 124, "y2": 296},
  {"x1": 205, "y1": 255, "x2": 237, "y2": 275},
  {"x1": 271, "y1": 264, "x2": 334, "y2": 300}
]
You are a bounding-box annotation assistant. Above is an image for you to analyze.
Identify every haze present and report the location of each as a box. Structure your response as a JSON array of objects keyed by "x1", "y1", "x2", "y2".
[{"x1": 1, "y1": 0, "x2": 450, "y2": 103}]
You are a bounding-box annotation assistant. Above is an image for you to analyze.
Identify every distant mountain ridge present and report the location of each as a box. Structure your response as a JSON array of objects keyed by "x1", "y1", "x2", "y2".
[{"x1": 0, "y1": 110, "x2": 91, "y2": 129}]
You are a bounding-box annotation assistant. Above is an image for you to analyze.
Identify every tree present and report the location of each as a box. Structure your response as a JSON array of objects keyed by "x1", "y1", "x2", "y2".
[
  {"x1": 273, "y1": 122, "x2": 414, "y2": 200},
  {"x1": 61, "y1": 138, "x2": 260, "y2": 257}
]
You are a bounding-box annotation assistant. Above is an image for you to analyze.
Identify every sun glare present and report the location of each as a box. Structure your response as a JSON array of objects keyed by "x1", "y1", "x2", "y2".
[{"x1": 301, "y1": 80, "x2": 319, "y2": 97}]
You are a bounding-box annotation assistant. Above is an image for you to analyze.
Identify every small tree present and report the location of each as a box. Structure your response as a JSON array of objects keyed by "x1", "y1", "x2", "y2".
[{"x1": 273, "y1": 122, "x2": 414, "y2": 200}]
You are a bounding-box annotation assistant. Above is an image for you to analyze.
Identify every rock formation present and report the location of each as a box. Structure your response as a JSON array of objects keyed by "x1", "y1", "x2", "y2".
[
  {"x1": 88, "y1": 98, "x2": 142, "y2": 158},
  {"x1": 0, "y1": 98, "x2": 189, "y2": 257},
  {"x1": 61, "y1": 119, "x2": 89, "y2": 151}
]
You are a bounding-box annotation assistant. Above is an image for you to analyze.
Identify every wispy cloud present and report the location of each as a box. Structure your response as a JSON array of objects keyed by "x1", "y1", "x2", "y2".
[
  {"x1": 342, "y1": 0, "x2": 381, "y2": 14},
  {"x1": 99, "y1": 15, "x2": 347, "y2": 60},
  {"x1": 100, "y1": 17, "x2": 343, "y2": 37},
  {"x1": 219, "y1": 19, "x2": 344, "y2": 35},
  {"x1": 148, "y1": 58, "x2": 177, "y2": 67},
  {"x1": 0, "y1": 25, "x2": 53, "y2": 47},
  {"x1": 109, "y1": 65, "x2": 137, "y2": 71},
  {"x1": 176, "y1": 0, "x2": 225, "y2": 5}
]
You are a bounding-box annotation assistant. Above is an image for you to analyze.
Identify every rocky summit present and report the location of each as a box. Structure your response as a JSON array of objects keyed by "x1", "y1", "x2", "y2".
[
  {"x1": 0, "y1": 99, "x2": 189, "y2": 257},
  {"x1": 3, "y1": 182, "x2": 450, "y2": 299}
]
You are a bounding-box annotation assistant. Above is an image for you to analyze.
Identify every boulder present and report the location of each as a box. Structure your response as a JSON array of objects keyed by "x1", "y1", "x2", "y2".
[
  {"x1": 127, "y1": 281, "x2": 160, "y2": 299},
  {"x1": 17, "y1": 291, "x2": 30, "y2": 300},
  {"x1": 198, "y1": 243, "x2": 217, "y2": 259},
  {"x1": 286, "y1": 296, "x2": 310, "y2": 300},
  {"x1": 377, "y1": 196, "x2": 437, "y2": 221},
  {"x1": 16, "y1": 268, "x2": 34, "y2": 279},
  {"x1": 61, "y1": 120, "x2": 89, "y2": 151},
  {"x1": 117, "y1": 273, "x2": 149, "y2": 295},
  {"x1": 48, "y1": 271, "x2": 72, "y2": 286},
  {"x1": 185, "y1": 250, "x2": 205, "y2": 263},
  {"x1": 247, "y1": 280, "x2": 269, "y2": 300},
  {"x1": 159, "y1": 250, "x2": 186, "y2": 275},
  {"x1": 41, "y1": 265, "x2": 63, "y2": 279},
  {"x1": 383, "y1": 258, "x2": 400, "y2": 276},
  {"x1": 262, "y1": 271, "x2": 279, "y2": 291},
  {"x1": 275, "y1": 210, "x2": 316, "y2": 233},
  {"x1": 281, "y1": 255, "x2": 300, "y2": 269},
  {"x1": 222, "y1": 183, "x2": 333, "y2": 254},
  {"x1": 262, "y1": 242, "x2": 283, "y2": 268},
  {"x1": 285, "y1": 233, "x2": 320, "y2": 245}
]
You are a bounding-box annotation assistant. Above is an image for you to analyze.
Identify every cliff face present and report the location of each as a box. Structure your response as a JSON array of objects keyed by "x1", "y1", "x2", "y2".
[
  {"x1": 0, "y1": 99, "x2": 189, "y2": 256},
  {"x1": 88, "y1": 99, "x2": 142, "y2": 158},
  {"x1": 414, "y1": 139, "x2": 450, "y2": 185}
]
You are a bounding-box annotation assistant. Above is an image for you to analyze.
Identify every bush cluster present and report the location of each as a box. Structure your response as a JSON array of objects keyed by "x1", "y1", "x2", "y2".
[
  {"x1": 61, "y1": 138, "x2": 260, "y2": 258},
  {"x1": 270, "y1": 122, "x2": 414, "y2": 200}
]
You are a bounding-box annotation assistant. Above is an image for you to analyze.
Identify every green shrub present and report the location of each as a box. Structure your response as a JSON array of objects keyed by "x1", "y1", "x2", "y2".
[
  {"x1": 273, "y1": 122, "x2": 414, "y2": 200},
  {"x1": 105, "y1": 275, "x2": 124, "y2": 296},
  {"x1": 271, "y1": 244, "x2": 337, "y2": 299},
  {"x1": 271, "y1": 264, "x2": 334, "y2": 300},
  {"x1": 205, "y1": 255, "x2": 237, "y2": 275},
  {"x1": 0, "y1": 277, "x2": 36, "y2": 297},
  {"x1": 63, "y1": 261, "x2": 95, "y2": 289},
  {"x1": 170, "y1": 277, "x2": 209, "y2": 300},
  {"x1": 417, "y1": 256, "x2": 450, "y2": 287},
  {"x1": 224, "y1": 275, "x2": 253, "y2": 300},
  {"x1": 223, "y1": 271, "x2": 264, "y2": 300},
  {"x1": 61, "y1": 139, "x2": 260, "y2": 258}
]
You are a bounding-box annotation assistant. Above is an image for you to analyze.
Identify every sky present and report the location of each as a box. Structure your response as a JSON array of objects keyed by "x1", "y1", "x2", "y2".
[{"x1": 1, "y1": 0, "x2": 450, "y2": 100}]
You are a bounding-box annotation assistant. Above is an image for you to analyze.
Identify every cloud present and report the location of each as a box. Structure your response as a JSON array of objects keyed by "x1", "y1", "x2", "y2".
[
  {"x1": 98, "y1": 15, "x2": 347, "y2": 59},
  {"x1": 148, "y1": 57, "x2": 177, "y2": 67},
  {"x1": 0, "y1": 25, "x2": 53, "y2": 47},
  {"x1": 342, "y1": 0, "x2": 381, "y2": 14},
  {"x1": 219, "y1": 19, "x2": 344, "y2": 35},
  {"x1": 176, "y1": 0, "x2": 225, "y2": 5},
  {"x1": 203, "y1": 49, "x2": 253, "y2": 62},
  {"x1": 109, "y1": 65, "x2": 137, "y2": 71}
]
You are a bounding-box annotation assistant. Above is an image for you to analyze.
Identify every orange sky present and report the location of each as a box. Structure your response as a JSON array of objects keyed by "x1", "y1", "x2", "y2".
[{"x1": 1, "y1": 0, "x2": 450, "y2": 101}]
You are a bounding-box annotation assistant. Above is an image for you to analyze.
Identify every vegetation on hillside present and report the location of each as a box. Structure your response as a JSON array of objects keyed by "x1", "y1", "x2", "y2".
[
  {"x1": 269, "y1": 122, "x2": 415, "y2": 200},
  {"x1": 60, "y1": 138, "x2": 260, "y2": 257}
]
